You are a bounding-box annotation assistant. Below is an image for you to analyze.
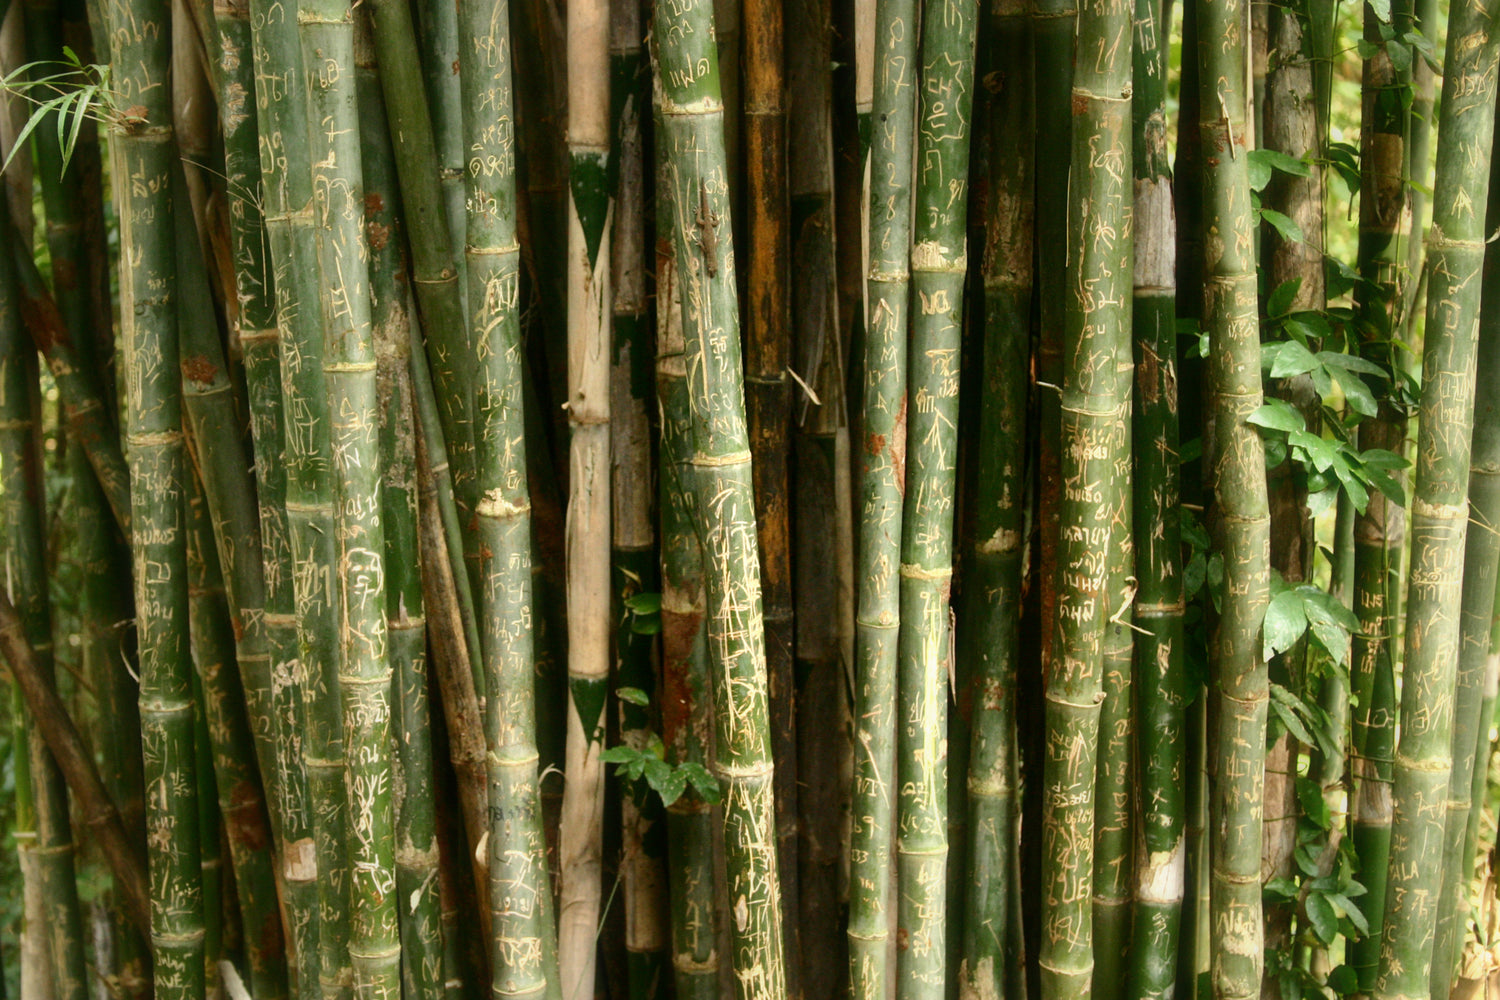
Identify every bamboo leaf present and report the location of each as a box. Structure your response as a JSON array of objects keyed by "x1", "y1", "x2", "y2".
[
  {"x1": 1305, "y1": 893, "x2": 1339, "y2": 945},
  {"x1": 1268, "y1": 340, "x2": 1319, "y2": 378},
  {"x1": 1260, "y1": 207, "x2": 1304, "y2": 244},
  {"x1": 1249, "y1": 398, "x2": 1307, "y2": 433},
  {"x1": 1264, "y1": 591, "x2": 1309, "y2": 660},
  {"x1": 615, "y1": 687, "x2": 650, "y2": 707}
]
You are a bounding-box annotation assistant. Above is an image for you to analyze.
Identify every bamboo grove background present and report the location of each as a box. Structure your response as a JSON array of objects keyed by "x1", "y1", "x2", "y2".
[{"x1": 2, "y1": 0, "x2": 1500, "y2": 998}]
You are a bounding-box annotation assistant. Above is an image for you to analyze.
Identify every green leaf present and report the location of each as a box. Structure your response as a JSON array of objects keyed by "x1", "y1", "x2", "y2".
[
  {"x1": 1264, "y1": 590, "x2": 1309, "y2": 659},
  {"x1": 1264, "y1": 876, "x2": 1300, "y2": 902},
  {"x1": 1306, "y1": 487, "x2": 1338, "y2": 519},
  {"x1": 1305, "y1": 892, "x2": 1339, "y2": 945},
  {"x1": 1267, "y1": 278, "x2": 1303, "y2": 318},
  {"x1": 1270, "y1": 689, "x2": 1315, "y2": 747},
  {"x1": 624, "y1": 592, "x2": 661, "y2": 614},
  {"x1": 1329, "y1": 893, "x2": 1369, "y2": 936},
  {"x1": 599, "y1": 745, "x2": 641, "y2": 765},
  {"x1": 1367, "y1": 0, "x2": 1391, "y2": 22},
  {"x1": 1290, "y1": 430, "x2": 1338, "y2": 472},
  {"x1": 616, "y1": 686, "x2": 650, "y2": 707},
  {"x1": 1296, "y1": 776, "x2": 1332, "y2": 830},
  {"x1": 679, "y1": 762, "x2": 721, "y2": 803},
  {"x1": 1319, "y1": 351, "x2": 1387, "y2": 377},
  {"x1": 643, "y1": 755, "x2": 673, "y2": 791},
  {"x1": 655, "y1": 767, "x2": 689, "y2": 806},
  {"x1": 1269, "y1": 339, "x2": 1319, "y2": 379},
  {"x1": 1261, "y1": 207, "x2": 1304, "y2": 244},
  {"x1": 1327, "y1": 965, "x2": 1358, "y2": 995},
  {"x1": 1249, "y1": 398, "x2": 1306, "y2": 433}
]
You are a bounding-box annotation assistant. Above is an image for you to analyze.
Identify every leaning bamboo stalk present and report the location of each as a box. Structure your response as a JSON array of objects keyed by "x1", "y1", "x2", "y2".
[
  {"x1": 959, "y1": 3, "x2": 1032, "y2": 995},
  {"x1": 355, "y1": 72, "x2": 443, "y2": 1000},
  {"x1": 0, "y1": 210, "x2": 89, "y2": 1000},
  {"x1": 456, "y1": 0, "x2": 558, "y2": 995},
  {"x1": 897, "y1": 4, "x2": 978, "y2": 999},
  {"x1": 848, "y1": 0, "x2": 917, "y2": 994},
  {"x1": 1372, "y1": 4, "x2": 1499, "y2": 997},
  {"x1": 1195, "y1": 0, "x2": 1272, "y2": 995},
  {"x1": 182, "y1": 462, "x2": 286, "y2": 1000},
  {"x1": 299, "y1": 4, "x2": 399, "y2": 996},
  {"x1": 105, "y1": 0, "x2": 209, "y2": 985},
  {"x1": 650, "y1": 3, "x2": 787, "y2": 997},
  {"x1": 610, "y1": 5, "x2": 670, "y2": 995},
  {"x1": 559, "y1": 3, "x2": 613, "y2": 996}
]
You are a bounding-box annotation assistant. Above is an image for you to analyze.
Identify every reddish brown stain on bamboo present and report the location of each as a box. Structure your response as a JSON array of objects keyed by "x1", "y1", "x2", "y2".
[
  {"x1": 181, "y1": 354, "x2": 218, "y2": 384},
  {"x1": 659, "y1": 609, "x2": 704, "y2": 750},
  {"x1": 891, "y1": 395, "x2": 908, "y2": 495},
  {"x1": 866, "y1": 432, "x2": 885, "y2": 458},
  {"x1": 368, "y1": 221, "x2": 391, "y2": 252}
]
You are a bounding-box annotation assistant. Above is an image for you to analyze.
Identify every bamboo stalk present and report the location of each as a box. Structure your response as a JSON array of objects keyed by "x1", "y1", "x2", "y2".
[
  {"x1": 353, "y1": 55, "x2": 445, "y2": 1000},
  {"x1": 559, "y1": 4, "x2": 612, "y2": 996},
  {"x1": 1126, "y1": 0, "x2": 1184, "y2": 990},
  {"x1": 787, "y1": 1, "x2": 849, "y2": 994},
  {"x1": 456, "y1": 0, "x2": 559, "y2": 995},
  {"x1": 1429, "y1": 61, "x2": 1500, "y2": 1000},
  {"x1": 182, "y1": 463, "x2": 285, "y2": 1000},
  {"x1": 895, "y1": 5, "x2": 978, "y2": 999},
  {"x1": 656, "y1": 202, "x2": 719, "y2": 1000},
  {"x1": 297, "y1": 5, "x2": 399, "y2": 996},
  {"x1": 959, "y1": 4, "x2": 1032, "y2": 996},
  {"x1": 1038, "y1": 0, "x2": 1133, "y2": 992},
  {"x1": 847, "y1": 0, "x2": 916, "y2": 995},
  {"x1": 1347, "y1": 5, "x2": 1411, "y2": 989},
  {"x1": 740, "y1": 0, "x2": 797, "y2": 991},
  {"x1": 0, "y1": 207, "x2": 90, "y2": 1000},
  {"x1": 651, "y1": 3, "x2": 788, "y2": 997},
  {"x1": 1194, "y1": 0, "x2": 1271, "y2": 995},
  {"x1": 610, "y1": 5, "x2": 669, "y2": 996},
  {"x1": 242, "y1": 0, "x2": 324, "y2": 990},
  {"x1": 1371, "y1": 4, "x2": 1499, "y2": 996},
  {"x1": 105, "y1": 0, "x2": 209, "y2": 983}
]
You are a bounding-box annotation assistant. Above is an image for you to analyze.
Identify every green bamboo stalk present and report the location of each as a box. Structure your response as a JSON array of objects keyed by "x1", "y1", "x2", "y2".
[
  {"x1": 1195, "y1": 0, "x2": 1271, "y2": 995},
  {"x1": 0, "y1": 199, "x2": 89, "y2": 1000},
  {"x1": 1370, "y1": 3, "x2": 1499, "y2": 995},
  {"x1": 1032, "y1": 0, "x2": 1077, "y2": 708},
  {"x1": 654, "y1": 182, "x2": 720, "y2": 1000},
  {"x1": 1127, "y1": 0, "x2": 1184, "y2": 986},
  {"x1": 787, "y1": 1, "x2": 849, "y2": 994},
  {"x1": 610, "y1": 4, "x2": 669, "y2": 995},
  {"x1": 242, "y1": 0, "x2": 324, "y2": 991},
  {"x1": 651, "y1": 3, "x2": 787, "y2": 997},
  {"x1": 297, "y1": 5, "x2": 398, "y2": 996},
  {"x1": 17, "y1": 0, "x2": 147, "y2": 978},
  {"x1": 105, "y1": 0, "x2": 208, "y2": 983},
  {"x1": 1430, "y1": 85, "x2": 1500, "y2": 1000},
  {"x1": 365, "y1": 0, "x2": 474, "y2": 544},
  {"x1": 267, "y1": 0, "x2": 351, "y2": 980},
  {"x1": 959, "y1": 4, "x2": 1032, "y2": 996},
  {"x1": 740, "y1": 0, "x2": 797, "y2": 990},
  {"x1": 456, "y1": 1, "x2": 558, "y2": 996},
  {"x1": 354, "y1": 72, "x2": 443, "y2": 1000},
  {"x1": 412, "y1": 0, "x2": 465, "y2": 301},
  {"x1": 895, "y1": 5, "x2": 977, "y2": 999},
  {"x1": 1038, "y1": 0, "x2": 1132, "y2": 992},
  {"x1": 174, "y1": 156, "x2": 291, "y2": 1000},
  {"x1": 1258, "y1": 6, "x2": 1326, "y2": 981},
  {"x1": 848, "y1": 3, "x2": 916, "y2": 997},
  {"x1": 188, "y1": 668, "x2": 223, "y2": 997},
  {"x1": 1347, "y1": 5, "x2": 1412, "y2": 988},
  {"x1": 559, "y1": 4, "x2": 612, "y2": 996}
]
